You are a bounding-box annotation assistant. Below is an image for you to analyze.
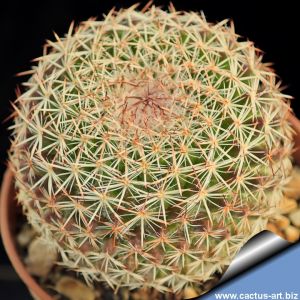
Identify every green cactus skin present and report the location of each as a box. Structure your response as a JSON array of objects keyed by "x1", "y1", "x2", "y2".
[{"x1": 10, "y1": 3, "x2": 294, "y2": 294}]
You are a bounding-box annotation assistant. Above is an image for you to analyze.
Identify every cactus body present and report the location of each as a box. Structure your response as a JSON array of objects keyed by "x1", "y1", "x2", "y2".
[{"x1": 10, "y1": 4, "x2": 293, "y2": 293}]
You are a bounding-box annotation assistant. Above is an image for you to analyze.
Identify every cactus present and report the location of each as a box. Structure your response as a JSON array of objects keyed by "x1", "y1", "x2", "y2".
[{"x1": 9, "y1": 3, "x2": 294, "y2": 294}]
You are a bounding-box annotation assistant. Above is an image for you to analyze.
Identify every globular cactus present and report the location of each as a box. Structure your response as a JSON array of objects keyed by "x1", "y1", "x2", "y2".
[{"x1": 9, "y1": 3, "x2": 294, "y2": 294}]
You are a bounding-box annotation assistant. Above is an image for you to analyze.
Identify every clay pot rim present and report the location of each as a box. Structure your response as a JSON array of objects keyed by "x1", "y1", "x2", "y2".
[
  {"x1": 1, "y1": 113, "x2": 300, "y2": 300},
  {"x1": 0, "y1": 169, "x2": 53, "y2": 300}
]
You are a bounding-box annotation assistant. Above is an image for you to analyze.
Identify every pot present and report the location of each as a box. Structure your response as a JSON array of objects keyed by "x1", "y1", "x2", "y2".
[
  {"x1": 0, "y1": 170, "x2": 52, "y2": 300},
  {"x1": 1, "y1": 114, "x2": 300, "y2": 300}
]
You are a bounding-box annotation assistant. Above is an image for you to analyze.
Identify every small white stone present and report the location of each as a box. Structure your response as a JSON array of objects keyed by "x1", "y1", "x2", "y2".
[
  {"x1": 289, "y1": 209, "x2": 300, "y2": 227},
  {"x1": 284, "y1": 167, "x2": 300, "y2": 199},
  {"x1": 272, "y1": 215, "x2": 290, "y2": 229},
  {"x1": 278, "y1": 197, "x2": 297, "y2": 214},
  {"x1": 16, "y1": 224, "x2": 36, "y2": 248},
  {"x1": 184, "y1": 287, "x2": 199, "y2": 299},
  {"x1": 25, "y1": 237, "x2": 57, "y2": 277},
  {"x1": 55, "y1": 276, "x2": 96, "y2": 300},
  {"x1": 284, "y1": 226, "x2": 300, "y2": 243}
]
